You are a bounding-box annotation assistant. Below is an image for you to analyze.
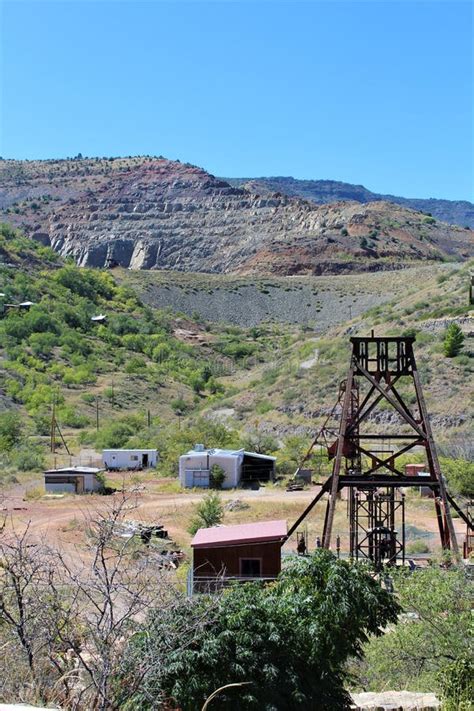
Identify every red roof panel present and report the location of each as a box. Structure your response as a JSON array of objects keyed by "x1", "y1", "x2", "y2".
[{"x1": 191, "y1": 519, "x2": 287, "y2": 548}]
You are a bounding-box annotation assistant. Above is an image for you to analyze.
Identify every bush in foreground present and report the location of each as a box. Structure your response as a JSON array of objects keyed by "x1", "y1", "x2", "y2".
[
  {"x1": 119, "y1": 551, "x2": 399, "y2": 710},
  {"x1": 355, "y1": 565, "x2": 472, "y2": 698}
]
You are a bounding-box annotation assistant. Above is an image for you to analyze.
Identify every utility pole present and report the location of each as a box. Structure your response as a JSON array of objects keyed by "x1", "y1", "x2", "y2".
[
  {"x1": 96, "y1": 396, "x2": 100, "y2": 431},
  {"x1": 50, "y1": 395, "x2": 71, "y2": 456},
  {"x1": 50, "y1": 398, "x2": 56, "y2": 453}
]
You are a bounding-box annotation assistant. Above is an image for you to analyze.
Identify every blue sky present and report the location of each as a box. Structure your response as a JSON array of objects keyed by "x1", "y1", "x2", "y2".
[{"x1": 1, "y1": 1, "x2": 472, "y2": 200}]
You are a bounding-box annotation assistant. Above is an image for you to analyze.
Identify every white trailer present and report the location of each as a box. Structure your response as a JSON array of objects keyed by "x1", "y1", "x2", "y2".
[{"x1": 102, "y1": 449, "x2": 158, "y2": 471}]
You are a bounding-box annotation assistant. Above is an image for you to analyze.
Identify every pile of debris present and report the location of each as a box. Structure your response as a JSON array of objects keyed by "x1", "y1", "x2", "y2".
[
  {"x1": 225, "y1": 499, "x2": 250, "y2": 512},
  {"x1": 286, "y1": 481, "x2": 305, "y2": 492},
  {"x1": 114, "y1": 519, "x2": 185, "y2": 569},
  {"x1": 116, "y1": 519, "x2": 169, "y2": 542}
]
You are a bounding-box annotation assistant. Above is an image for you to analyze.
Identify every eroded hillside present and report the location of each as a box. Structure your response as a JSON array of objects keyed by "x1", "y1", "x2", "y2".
[{"x1": 1, "y1": 157, "x2": 472, "y2": 275}]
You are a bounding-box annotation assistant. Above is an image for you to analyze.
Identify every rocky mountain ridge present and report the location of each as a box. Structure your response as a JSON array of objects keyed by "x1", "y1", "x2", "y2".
[
  {"x1": 1, "y1": 157, "x2": 472, "y2": 275},
  {"x1": 225, "y1": 176, "x2": 474, "y2": 228}
]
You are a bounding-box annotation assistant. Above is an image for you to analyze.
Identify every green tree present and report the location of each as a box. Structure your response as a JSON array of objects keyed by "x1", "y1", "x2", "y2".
[
  {"x1": 278, "y1": 434, "x2": 310, "y2": 476},
  {"x1": 443, "y1": 323, "x2": 464, "y2": 357},
  {"x1": 0, "y1": 412, "x2": 23, "y2": 451},
  {"x1": 240, "y1": 428, "x2": 278, "y2": 455},
  {"x1": 438, "y1": 658, "x2": 473, "y2": 710},
  {"x1": 11, "y1": 445, "x2": 45, "y2": 471},
  {"x1": 190, "y1": 373, "x2": 205, "y2": 395},
  {"x1": 188, "y1": 492, "x2": 224, "y2": 535},
  {"x1": 441, "y1": 457, "x2": 474, "y2": 498},
  {"x1": 119, "y1": 551, "x2": 399, "y2": 710},
  {"x1": 357, "y1": 566, "x2": 472, "y2": 694},
  {"x1": 209, "y1": 463, "x2": 226, "y2": 489},
  {"x1": 95, "y1": 415, "x2": 144, "y2": 449}
]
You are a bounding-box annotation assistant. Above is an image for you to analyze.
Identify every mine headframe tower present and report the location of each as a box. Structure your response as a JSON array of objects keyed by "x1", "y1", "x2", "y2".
[{"x1": 285, "y1": 335, "x2": 466, "y2": 565}]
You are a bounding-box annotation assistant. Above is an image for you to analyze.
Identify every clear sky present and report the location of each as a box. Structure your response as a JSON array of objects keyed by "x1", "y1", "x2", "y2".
[{"x1": 1, "y1": 0, "x2": 472, "y2": 200}]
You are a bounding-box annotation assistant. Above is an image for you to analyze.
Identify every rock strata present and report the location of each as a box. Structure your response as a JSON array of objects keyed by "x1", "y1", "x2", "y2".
[{"x1": 1, "y1": 157, "x2": 472, "y2": 275}]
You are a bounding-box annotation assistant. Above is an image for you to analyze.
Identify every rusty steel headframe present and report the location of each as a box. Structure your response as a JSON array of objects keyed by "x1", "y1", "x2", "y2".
[{"x1": 286, "y1": 335, "x2": 470, "y2": 560}]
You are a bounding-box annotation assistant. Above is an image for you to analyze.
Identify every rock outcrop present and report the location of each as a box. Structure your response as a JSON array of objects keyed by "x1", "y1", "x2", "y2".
[
  {"x1": 1, "y1": 157, "x2": 472, "y2": 275},
  {"x1": 226, "y1": 176, "x2": 474, "y2": 228}
]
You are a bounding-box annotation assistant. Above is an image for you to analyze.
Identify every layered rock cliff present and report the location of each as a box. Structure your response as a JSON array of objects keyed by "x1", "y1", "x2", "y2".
[{"x1": 1, "y1": 157, "x2": 472, "y2": 275}]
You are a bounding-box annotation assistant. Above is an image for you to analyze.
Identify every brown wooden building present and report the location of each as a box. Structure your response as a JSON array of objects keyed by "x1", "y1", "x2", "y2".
[{"x1": 190, "y1": 519, "x2": 287, "y2": 593}]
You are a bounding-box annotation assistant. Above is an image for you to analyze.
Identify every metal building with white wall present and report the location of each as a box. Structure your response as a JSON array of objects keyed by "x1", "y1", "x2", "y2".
[
  {"x1": 179, "y1": 445, "x2": 275, "y2": 489},
  {"x1": 44, "y1": 466, "x2": 104, "y2": 494},
  {"x1": 102, "y1": 449, "x2": 158, "y2": 471}
]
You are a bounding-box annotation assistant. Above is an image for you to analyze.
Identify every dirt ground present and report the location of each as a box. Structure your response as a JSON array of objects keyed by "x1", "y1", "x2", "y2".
[{"x1": 1, "y1": 473, "x2": 467, "y2": 568}]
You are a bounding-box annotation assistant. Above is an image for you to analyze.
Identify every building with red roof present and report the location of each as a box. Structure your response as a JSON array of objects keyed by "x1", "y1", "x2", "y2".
[{"x1": 190, "y1": 519, "x2": 287, "y2": 593}]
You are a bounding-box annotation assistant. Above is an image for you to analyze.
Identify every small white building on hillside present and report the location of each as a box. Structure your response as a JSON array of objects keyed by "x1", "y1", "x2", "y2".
[
  {"x1": 102, "y1": 449, "x2": 158, "y2": 471},
  {"x1": 179, "y1": 445, "x2": 276, "y2": 489},
  {"x1": 44, "y1": 466, "x2": 104, "y2": 494}
]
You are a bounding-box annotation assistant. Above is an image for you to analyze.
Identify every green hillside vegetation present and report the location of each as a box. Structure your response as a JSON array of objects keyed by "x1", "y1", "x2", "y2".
[
  {"x1": 0, "y1": 224, "x2": 276, "y2": 470},
  {"x1": 0, "y1": 225, "x2": 472, "y2": 506}
]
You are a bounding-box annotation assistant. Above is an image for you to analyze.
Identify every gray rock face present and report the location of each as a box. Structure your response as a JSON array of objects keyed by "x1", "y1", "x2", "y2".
[
  {"x1": 226, "y1": 176, "x2": 474, "y2": 228},
  {"x1": 2, "y1": 158, "x2": 473, "y2": 275}
]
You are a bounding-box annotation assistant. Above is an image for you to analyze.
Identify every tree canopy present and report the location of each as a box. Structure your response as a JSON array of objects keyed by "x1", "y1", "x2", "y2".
[{"x1": 119, "y1": 551, "x2": 400, "y2": 710}]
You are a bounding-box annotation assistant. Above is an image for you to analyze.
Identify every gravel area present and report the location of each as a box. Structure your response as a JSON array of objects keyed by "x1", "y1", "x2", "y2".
[{"x1": 125, "y1": 265, "x2": 455, "y2": 327}]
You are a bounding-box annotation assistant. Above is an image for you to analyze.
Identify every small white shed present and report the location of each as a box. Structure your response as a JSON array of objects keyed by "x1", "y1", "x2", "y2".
[
  {"x1": 179, "y1": 445, "x2": 275, "y2": 489},
  {"x1": 44, "y1": 466, "x2": 104, "y2": 494},
  {"x1": 102, "y1": 449, "x2": 158, "y2": 471}
]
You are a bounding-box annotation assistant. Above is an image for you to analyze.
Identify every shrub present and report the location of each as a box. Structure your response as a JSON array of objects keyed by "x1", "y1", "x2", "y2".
[
  {"x1": 54, "y1": 265, "x2": 115, "y2": 301},
  {"x1": 95, "y1": 415, "x2": 145, "y2": 449},
  {"x1": 62, "y1": 367, "x2": 96, "y2": 386},
  {"x1": 57, "y1": 406, "x2": 90, "y2": 428},
  {"x1": 438, "y1": 657, "x2": 473, "y2": 710},
  {"x1": 209, "y1": 464, "x2": 226, "y2": 489},
  {"x1": 119, "y1": 551, "x2": 399, "y2": 710},
  {"x1": 12, "y1": 445, "x2": 45, "y2": 471},
  {"x1": 441, "y1": 457, "x2": 474, "y2": 498},
  {"x1": 124, "y1": 356, "x2": 147, "y2": 374},
  {"x1": 0, "y1": 412, "x2": 23, "y2": 451},
  {"x1": 443, "y1": 323, "x2": 464, "y2": 357},
  {"x1": 406, "y1": 539, "x2": 430, "y2": 554},
  {"x1": 255, "y1": 400, "x2": 273, "y2": 414},
  {"x1": 29, "y1": 331, "x2": 58, "y2": 359},
  {"x1": 171, "y1": 397, "x2": 189, "y2": 415},
  {"x1": 151, "y1": 344, "x2": 171, "y2": 363},
  {"x1": 189, "y1": 374, "x2": 205, "y2": 395},
  {"x1": 188, "y1": 492, "x2": 224, "y2": 535},
  {"x1": 357, "y1": 566, "x2": 471, "y2": 694}
]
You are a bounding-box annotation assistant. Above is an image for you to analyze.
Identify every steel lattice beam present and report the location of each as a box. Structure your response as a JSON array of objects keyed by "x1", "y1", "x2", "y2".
[{"x1": 284, "y1": 335, "x2": 464, "y2": 562}]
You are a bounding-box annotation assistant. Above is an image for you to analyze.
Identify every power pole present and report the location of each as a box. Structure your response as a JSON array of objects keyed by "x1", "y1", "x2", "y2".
[
  {"x1": 50, "y1": 398, "x2": 56, "y2": 453},
  {"x1": 96, "y1": 396, "x2": 100, "y2": 431}
]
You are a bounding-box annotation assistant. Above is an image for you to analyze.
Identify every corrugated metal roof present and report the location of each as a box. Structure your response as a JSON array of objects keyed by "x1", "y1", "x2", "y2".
[
  {"x1": 191, "y1": 519, "x2": 287, "y2": 548},
  {"x1": 183, "y1": 448, "x2": 276, "y2": 461}
]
